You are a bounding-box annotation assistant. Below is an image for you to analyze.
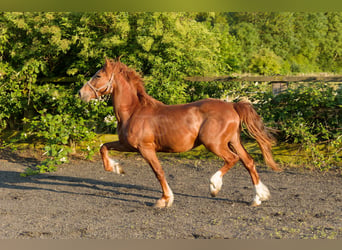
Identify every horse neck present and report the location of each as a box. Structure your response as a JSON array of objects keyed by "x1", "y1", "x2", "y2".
[{"x1": 112, "y1": 76, "x2": 140, "y2": 124}]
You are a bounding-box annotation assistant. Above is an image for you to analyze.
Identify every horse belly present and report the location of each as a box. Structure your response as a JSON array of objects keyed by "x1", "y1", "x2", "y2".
[
  {"x1": 156, "y1": 133, "x2": 199, "y2": 153},
  {"x1": 155, "y1": 118, "x2": 201, "y2": 153}
]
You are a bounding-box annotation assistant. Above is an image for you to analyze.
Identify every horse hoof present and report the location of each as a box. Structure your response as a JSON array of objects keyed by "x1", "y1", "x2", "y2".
[
  {"x1": 105, "y1": 165, "x2": 125, "y2": 175},
  {"x1": 210, "y1": 191, "x2": 218, "y2": 197},
  {"x1": 116, "y1": 166, "x2": 125, "y2": 175},
  {"x1": 106, "y1": 159, "x2": 125, "y2": 175},
  {"x1": 154, "y1": 197, "x2": 174, "y2": 209},
  {"x1": 250, "y1": 200, "x2": 261, "y2": 207},
  {"x1": 210, "y1": 188, "x2": 219, "y2": 197}
]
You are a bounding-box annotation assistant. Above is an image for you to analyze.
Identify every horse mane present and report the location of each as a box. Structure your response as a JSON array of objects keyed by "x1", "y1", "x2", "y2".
[{"x1": 111, "y1": 59, "x2": 161, "y2": 106}]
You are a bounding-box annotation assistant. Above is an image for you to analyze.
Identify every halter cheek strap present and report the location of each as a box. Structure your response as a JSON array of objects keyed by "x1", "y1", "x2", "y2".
[{"x1": 86, "y1": 73, "x2": 114, "y2": 99}]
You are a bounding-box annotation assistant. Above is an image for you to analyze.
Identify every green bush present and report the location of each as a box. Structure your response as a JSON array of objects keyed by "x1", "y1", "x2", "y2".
[
  {"x1": 19, "y1": 83, "x2": 113, "y2": 175},
  {"x1": 1, "y1": 12, "x2": 341, "y2": 173},
  {"x1": 254, "y1": 83, "x2": 341, "y2": 170}
]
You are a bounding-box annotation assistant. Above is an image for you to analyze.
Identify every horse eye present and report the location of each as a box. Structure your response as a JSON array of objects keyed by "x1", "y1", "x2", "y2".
[{"x1": 95, "y1": 75, "x2": 101, "y2": 79}]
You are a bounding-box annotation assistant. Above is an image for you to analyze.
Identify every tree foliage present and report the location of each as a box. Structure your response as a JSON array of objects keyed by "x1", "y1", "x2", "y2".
[
  {"x1": 0, "y1": 12, "x2": 341, "y2": 172},
  {"x1": 227, "y1": 12, "x2": 342, "y2": 73}
]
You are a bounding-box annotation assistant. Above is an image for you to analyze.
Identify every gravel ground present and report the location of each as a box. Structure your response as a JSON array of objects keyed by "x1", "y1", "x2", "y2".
[{"x1": 0, "y1": 149, "x2": 341, "y2": 239}]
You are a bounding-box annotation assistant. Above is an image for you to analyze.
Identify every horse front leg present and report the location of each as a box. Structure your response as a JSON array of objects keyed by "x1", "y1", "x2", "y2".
[
  {"x1": 139, "y1": 146, "x2": 174, "y2": 208},
  {"x1": 100, "y1": 141, "x2": 132, "y2": 174}
]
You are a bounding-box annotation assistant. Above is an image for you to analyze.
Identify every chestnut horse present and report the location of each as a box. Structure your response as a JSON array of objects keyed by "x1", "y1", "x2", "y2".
[{"x1": 79, "y1": 58, "x2": 280, "y2": 208}]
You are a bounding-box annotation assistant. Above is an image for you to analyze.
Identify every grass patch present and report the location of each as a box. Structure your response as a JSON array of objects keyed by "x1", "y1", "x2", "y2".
[
  {"x1": 2, "y1": 132, "x2": 341, "y2": 173},
  {"x1": 97, "y1": 134, "x2": 341, "y2": 170},
  {"x1": 244, "y1": 141, "x2": 342, "y2": 170}
]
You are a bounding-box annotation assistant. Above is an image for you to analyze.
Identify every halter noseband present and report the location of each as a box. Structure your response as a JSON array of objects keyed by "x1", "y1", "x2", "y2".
[{"x1": 86, "y1": 73, "x2": 114, "y2": 99}]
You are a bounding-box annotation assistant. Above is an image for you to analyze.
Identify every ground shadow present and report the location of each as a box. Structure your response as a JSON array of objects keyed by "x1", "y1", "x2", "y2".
[
  {"x1": 0, "y1": 169, "x2": 248, "y2": 207},
  {"x1": 0, "y1": 148, "x2": 41, "y2": 166}
]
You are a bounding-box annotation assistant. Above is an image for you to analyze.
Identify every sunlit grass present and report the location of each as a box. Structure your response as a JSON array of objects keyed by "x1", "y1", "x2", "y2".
[
  {"x1": 96, "y1": 134, "x2": 341, "y2": 170},
  {"x1": 2, "y1": 132, "x2": 340, "y2": 171}
]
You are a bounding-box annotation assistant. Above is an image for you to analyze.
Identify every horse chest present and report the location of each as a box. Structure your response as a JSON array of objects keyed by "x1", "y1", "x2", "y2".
[{"x1": 117, "y1": 121, "x2": 150, "y2": 149}]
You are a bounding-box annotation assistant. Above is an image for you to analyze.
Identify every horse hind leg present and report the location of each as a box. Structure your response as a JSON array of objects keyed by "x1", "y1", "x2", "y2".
[
  {"x1": 206, "y1": 143, "x2": 240, "y2": 197},
  {"x1": 230, "y1": 137, "x2": 270, "y2": 206}
]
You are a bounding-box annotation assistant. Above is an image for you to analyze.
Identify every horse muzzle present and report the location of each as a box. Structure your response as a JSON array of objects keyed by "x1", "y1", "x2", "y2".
[{"x1": 78, "y1": 88, "x2": 92, "y2": 103}]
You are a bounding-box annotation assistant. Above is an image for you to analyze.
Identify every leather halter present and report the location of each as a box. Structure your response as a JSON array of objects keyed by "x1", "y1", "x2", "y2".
[{"x1": 86, "y1": 73, "x2": 114, "y2": 99}]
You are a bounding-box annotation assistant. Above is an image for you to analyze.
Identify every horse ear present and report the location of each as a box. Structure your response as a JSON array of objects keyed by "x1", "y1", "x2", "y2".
[
  {"x1": 117, "y1": 55, "x2": 123, "y2": 62},
  {"x1": 104, "y1": 58, "x2": 114, "y2": 71},
  {"x1": 105, "y1": 57, "x2": 111, "y2": 66}
]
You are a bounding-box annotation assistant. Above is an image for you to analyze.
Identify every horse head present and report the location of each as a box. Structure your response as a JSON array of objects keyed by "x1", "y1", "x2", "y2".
[{"x1": 79, "y1": 58, "x2": 115, "y2": 102}]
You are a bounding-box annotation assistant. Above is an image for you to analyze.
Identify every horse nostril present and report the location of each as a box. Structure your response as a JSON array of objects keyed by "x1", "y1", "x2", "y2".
[{"x1": 78, "y1": 90, "x2": 86, "y2": 102}]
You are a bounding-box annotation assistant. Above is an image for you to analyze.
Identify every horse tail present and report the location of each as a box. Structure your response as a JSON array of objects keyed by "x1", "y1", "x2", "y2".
[{"x1": 233, "y1": 101, "x2": 281, "y2": 171}]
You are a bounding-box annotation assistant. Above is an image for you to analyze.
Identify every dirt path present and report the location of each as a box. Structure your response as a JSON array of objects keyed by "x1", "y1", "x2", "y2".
[{"x1": 0, "y1": 150, "x2": 341, "y2": 239}]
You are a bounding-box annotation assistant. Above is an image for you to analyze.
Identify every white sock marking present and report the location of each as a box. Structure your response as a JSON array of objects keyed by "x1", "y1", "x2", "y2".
[
  {"x1": 109, "y1": 158, "x2": 123, "y2": 174},
  {"x1": 210, "y1": 171, "x2": 223, "y2": 196},
  {"x1": 253, "y1": 181, "x2": 270, "y2": 205},
  {"x1": 165, "y1": 183, "x2": 174, "y2": 207}
]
